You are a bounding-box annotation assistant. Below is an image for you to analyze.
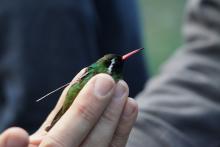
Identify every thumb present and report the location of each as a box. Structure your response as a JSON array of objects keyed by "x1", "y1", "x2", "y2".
[{"x1": 0, "y1": 127, "x2": 29, "y2": 147}]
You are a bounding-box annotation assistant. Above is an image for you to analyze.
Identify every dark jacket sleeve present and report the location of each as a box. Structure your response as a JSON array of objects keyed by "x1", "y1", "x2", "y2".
[{"x1": 127, "y1": 0, "x2": 220, "y2": 147}]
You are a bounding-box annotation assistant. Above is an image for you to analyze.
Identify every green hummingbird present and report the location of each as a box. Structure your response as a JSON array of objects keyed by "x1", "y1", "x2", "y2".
[{"x1": 42, "y1": 48, "x2": 144, "y2": 131}]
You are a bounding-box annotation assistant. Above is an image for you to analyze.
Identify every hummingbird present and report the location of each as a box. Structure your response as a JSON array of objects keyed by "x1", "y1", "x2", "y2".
[{"x1": 43, "y1": 48, "x2": 144, "y2": 131}]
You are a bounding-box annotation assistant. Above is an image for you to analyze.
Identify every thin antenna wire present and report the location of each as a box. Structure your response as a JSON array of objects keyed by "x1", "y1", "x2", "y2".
[{"x1": 36, "y1": 82, "x2": 70, "y2": 102}]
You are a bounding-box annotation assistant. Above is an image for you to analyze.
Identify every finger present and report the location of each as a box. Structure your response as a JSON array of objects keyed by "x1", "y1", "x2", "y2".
[
  {"x1": 40, "y1": 74, "x2": 115, "y2": 147},
  {"x1": 28, "y1": 145, "x2": 38, "y2": 147},
  {"x1": 81, "y1": 80, "x2": 129, "y2": 147},
  {"x1": 35, "y1": 68, "x2": 88, "y2": 134},
  {"x1": 0, "y1": 127, "x2": 29, "y2": 147},
  {"x1": 29, "y1": 134, "x2": 44, "y2": 146},
  {"x1": 110, "y1": 98, "x2": 138, "y2": 147}
]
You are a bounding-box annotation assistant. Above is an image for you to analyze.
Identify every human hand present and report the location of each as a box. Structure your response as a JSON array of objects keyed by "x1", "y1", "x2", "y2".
[{"x1": 0, "y1": 70, "x2": 138, "y2": 147}]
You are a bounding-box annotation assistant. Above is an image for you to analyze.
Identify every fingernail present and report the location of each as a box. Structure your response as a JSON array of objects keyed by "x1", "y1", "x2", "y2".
[
  {"x1": 124, "y1": 99, "x2": 137, "y2": 117},
  {"x1": 113, "y1": 80, "x2": 127, "y2": 99},
  {"x1": 95, "y1": 74, "x2": 115, "y2": 97}
]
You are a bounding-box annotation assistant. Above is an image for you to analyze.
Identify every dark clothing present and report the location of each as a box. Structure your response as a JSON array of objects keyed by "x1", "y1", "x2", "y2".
[
  {"x1": 0, "y1": 0, "x2": 148, "y2": 133},
  {"x1": 127, "y1": 0, "x2": 220, "y2": 147}
]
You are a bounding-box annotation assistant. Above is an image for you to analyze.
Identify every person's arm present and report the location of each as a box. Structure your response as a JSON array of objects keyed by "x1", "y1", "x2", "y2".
[{"x1": 127, "y1": 0, "x2": 220, "y2": 147}]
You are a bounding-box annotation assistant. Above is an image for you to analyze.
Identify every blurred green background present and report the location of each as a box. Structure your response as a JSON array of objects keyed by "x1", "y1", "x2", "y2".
[{"x1": 139, "y1": 0, "x2": 186, "y2": 75}]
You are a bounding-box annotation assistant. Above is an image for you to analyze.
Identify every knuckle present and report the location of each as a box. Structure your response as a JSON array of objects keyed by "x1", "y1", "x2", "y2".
[
  {"x1": 110, "y1": 141, "x2": 122, "y2": 147},
  {"x1": 110, "y1": 143, "x2": 118, "y2": 147},
  {"x1": 42, "y1": 135, "x2": 65, "y2": 147},
  {"x1": 101, "y1": 108, "x2": 117, "y2": 123},
  {"x1": 110, "y1": 143, "x2": 122, "y2": 147},
  {"x1": 76, "y1": 103, "x2": 98, "y2": 122},
  {"x1": 110, "y1": 132, "x2": 128, "y2": 147},
  {"x1": 115, "y1": 132, "x2": 127, "y2": 141}
]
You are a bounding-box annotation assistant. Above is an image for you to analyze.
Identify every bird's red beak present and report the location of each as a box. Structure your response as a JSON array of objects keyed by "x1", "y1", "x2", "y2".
[{"x1": 122, "y1": 48, "x2": 144, "y2": 61}]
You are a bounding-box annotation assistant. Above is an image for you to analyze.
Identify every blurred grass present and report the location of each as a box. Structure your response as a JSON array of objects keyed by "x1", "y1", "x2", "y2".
[{"x1": 139, "y1": 0, "x2": 186, "y2": 75}]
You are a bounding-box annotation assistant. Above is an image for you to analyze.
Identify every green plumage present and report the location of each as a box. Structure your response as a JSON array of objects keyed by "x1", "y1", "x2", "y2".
[{"x1": 46, "y1": 54, "x2": 123, "y2": 131}]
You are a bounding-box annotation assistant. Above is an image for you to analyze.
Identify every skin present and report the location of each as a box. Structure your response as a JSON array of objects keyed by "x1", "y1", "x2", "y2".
[{"x1": 0, "y1": 69, "x2": 138, "y2": 147}]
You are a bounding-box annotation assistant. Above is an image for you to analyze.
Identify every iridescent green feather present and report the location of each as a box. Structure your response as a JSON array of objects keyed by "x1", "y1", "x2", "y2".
[{"x1": 45, "y1": 54, "x2": 123, "y2": 131}]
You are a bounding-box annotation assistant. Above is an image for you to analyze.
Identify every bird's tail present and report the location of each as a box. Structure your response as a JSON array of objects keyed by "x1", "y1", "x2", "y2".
[{"x1": 45, "y1": 107, "x2": 64, "y2": 131}]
